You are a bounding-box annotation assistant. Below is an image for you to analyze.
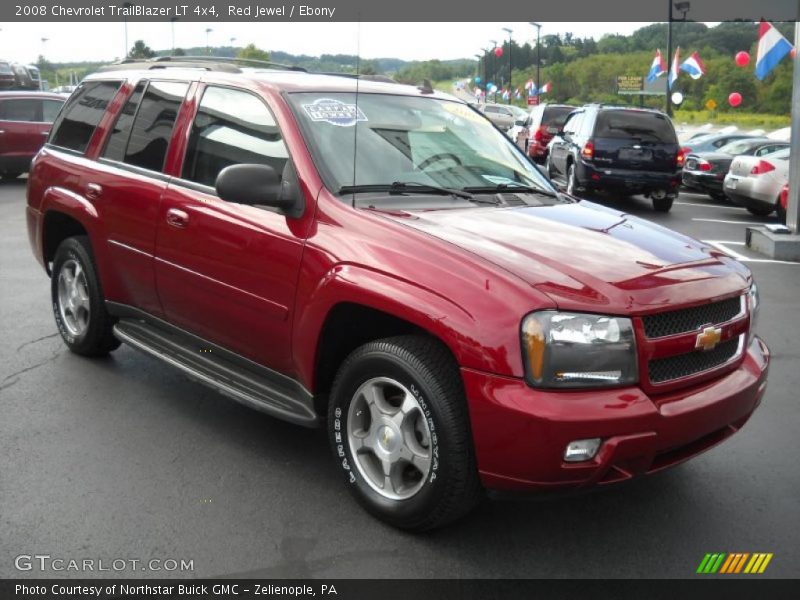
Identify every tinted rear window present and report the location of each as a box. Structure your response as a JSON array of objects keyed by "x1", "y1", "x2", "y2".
[
  {"x1": 123, "y1": 81, "x2": 188, "y2": 172},
  {"x1": 0, "y1": 98, "x2": 41, "y2": 121},
  {"x1": 541, "y1": 106, "x2": 574, "y2": 128},
  {"x1": 50, "y1": 81, "x2": 122, "y2": 153},
  {"x1": 594, "y1": 110, "x2": 677, "y2": 143},
  {"x1": 102, "y1": 82, "x2": 146, "y2": 162}
]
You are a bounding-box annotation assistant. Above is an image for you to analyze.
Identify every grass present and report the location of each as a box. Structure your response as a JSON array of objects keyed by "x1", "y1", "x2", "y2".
[{"x1": 673, "y1": 110, "x2": 791, "y2": 130}]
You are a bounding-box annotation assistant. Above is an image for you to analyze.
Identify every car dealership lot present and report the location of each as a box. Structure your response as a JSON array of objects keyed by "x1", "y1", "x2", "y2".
[{"x1": 1, "y1": 179, "x2": 799, "y2": 578}]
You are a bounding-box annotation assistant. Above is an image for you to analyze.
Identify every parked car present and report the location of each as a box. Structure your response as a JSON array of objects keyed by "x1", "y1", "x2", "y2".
[
  {"x1": 0, "y1": 91, "x2": 65, "y2": 179},
  {"x1": 26, "y1": 62, "x2": 768, "y2": 530},
  {"x1": 682, "y1": 138, "x2": 789, "y2": 201},
  {"x1": 681, "y1": 132, "x2": 759, "y2": 155},
  {"x1": 546, "y1": 104, "x2": 683, "y2": 211},
  {"x1": 25, "y1": 65, "x2": 42, "y2": 90},
  {"x1": 0, "y1": 61, "x2": 15, "y2": 90},
  {"x1": 523, "y1": 103, "x2": 576, "y2": 163},
  {"x1": 481, "y1": 102, "x2": 527, "y2": 131},
  {"x1": 724, "y1": 147, "x2": 790, "y2": 216}
]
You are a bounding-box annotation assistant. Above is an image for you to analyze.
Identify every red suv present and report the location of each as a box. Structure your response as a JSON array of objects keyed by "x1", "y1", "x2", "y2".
[
  {"x1": 26, "y1": 60, "x2": 769, "y2": 530},
  {"x1": 0, "y1": 91, "x2": 65, "y2": 179}
]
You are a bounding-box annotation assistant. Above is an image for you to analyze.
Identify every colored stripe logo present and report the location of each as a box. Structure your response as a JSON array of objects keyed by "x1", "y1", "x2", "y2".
[{"x1": 697, "y1": 553, "x2": 773, "y2": 574}]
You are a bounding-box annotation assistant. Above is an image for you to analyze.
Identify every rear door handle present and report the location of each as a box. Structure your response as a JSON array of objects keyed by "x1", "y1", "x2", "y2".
[
  {"x1": 166, "y1": 208, "x2": 189, "y2": 229},
  {"x1": 85, "y1": 183, "x2": 102, "y2": 200}
]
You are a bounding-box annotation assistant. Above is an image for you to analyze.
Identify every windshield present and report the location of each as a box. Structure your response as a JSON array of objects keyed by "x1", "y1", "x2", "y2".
[
  {"x1": 287, "y1": 92, "x2": 554, "y2": 196},
  {"x1": 719, "y1": 139, "x2": 763, "y2": 155}
]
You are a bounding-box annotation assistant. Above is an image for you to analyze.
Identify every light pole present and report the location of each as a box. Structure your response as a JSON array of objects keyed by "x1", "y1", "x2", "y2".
[
  {"x1": 489, "y1": 40, "x2": 497, "y2": 102},
  {"x1": 122, "y1": 2, "x2": 133, "y2": 59},
  {"x1": 529, "y1": 22, "x2": 541, "y2": 101},
  {"x1": 502, "y1": 27, "x2": 513, "y2": 104},
  {"x1": 170, "y1": 17, "x2": 178, "y2": 55},
  {"x1": 667, "y1": 1, "x2": 691, "y2": 117},
  {"x1": 230, "y1": 36, "x2": 237, "y2": 51},
  {"x1": 205, "y1": 28, "x2": 213, "y2": 55}
]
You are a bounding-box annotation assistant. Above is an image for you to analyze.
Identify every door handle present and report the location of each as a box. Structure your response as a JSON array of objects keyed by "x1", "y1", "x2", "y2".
[
  {"x1": 85, "y1": 183, "x2": 103, "y2": 200},
  {"x1": 166, "y1": 208, "x2": 189, "y2": 229},
  {"x1": 41, "y1": 131, "x2": 50, "y2": 136}
]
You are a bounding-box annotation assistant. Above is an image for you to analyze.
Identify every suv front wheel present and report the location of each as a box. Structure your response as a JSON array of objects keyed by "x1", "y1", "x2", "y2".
[
  {"x1": 328, "y1": 335, "x2": 481, "y2": 531},
  {"x1": 51, "y1": 236, "x2": 120, "y2": 356}
]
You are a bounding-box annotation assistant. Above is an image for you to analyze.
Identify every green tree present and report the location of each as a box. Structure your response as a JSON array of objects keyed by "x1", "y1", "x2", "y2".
[
  {"x1": 172, "y1": 47, "x2": 186, "y2": 57},
  {"x1": 237, "y1": 44, "x2": 271, "y2": 62},
  {"x1": 128, "y1": 40, "x2": 155, "y2": 59}
]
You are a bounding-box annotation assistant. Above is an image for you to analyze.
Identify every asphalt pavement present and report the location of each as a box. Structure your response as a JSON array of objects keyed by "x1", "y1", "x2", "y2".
[{"x1": 1, "y1": 177, "x2": 798, "y2": 579}]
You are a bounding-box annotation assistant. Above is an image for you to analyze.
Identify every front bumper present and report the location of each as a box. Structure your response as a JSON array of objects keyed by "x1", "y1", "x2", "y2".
[
  {"x1": 464, "y1": 336, "x2": 769, "y2": 491},
  {"x1": 682, "y1": 170, "x2": 725, "y2": 193},
  {"x1": 576, "y1": 160, "x2": 681, "y2": 194}
]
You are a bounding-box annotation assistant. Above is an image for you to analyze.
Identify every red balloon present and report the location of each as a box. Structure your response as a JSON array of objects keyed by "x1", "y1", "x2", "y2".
[
  {"x1": 735, "y1": 51, "x2": 750, "y2": 67},
  {"x1": 791, "y1": 47, "x2": 797, "y2": 59},
  {"x1": 728, "y1": 92, "x2": 742, "y2": 108},
  {"x1": 494, "y1": 47, "x2": 503, "y2": 58}
]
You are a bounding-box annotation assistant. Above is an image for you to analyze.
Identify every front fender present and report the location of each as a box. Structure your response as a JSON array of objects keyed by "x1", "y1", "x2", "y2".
[{"x1": 292, "y1": 262, "x2": 525, "y2": 391}]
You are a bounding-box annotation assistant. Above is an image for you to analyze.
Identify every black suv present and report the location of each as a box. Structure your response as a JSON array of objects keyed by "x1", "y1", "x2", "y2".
[{"x1": 546, "y1": 105, "x2": 683, "y2": 211}]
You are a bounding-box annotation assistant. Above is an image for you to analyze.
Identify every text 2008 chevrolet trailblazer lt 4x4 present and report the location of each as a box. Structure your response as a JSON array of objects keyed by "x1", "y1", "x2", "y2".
[{"x1": 26, "y1": 59, "x2": 769, "y2": 530}]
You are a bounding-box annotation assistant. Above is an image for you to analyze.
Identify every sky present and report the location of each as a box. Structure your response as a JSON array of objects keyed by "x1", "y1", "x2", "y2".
[{"x1": 0, "y1": 21, "x2": 665, "y2": 64}]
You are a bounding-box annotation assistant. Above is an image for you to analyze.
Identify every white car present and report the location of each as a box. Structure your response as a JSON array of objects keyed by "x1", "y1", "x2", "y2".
[{"x1": 724, "y1": 148, "x2": 790, "y2": 216}]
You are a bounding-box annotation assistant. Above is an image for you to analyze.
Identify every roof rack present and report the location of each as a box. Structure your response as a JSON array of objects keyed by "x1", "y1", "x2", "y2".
[{"x1": 97, "y1": 55, "x2": 307, "y2": 73}]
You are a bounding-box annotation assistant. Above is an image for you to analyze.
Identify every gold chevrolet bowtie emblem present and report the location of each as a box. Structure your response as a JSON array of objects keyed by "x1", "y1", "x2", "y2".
[{"x1": 696, "y1": 326, "x2": 723, "y2": 351}]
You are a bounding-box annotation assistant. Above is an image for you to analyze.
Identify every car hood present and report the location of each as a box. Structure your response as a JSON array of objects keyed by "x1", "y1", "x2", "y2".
[{"x1": 377, "y1": 200, "x2": 750, "y2": 314}]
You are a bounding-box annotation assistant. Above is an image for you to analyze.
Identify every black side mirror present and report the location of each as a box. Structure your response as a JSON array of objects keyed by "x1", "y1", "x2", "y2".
[{"x1": 215, "y1": 162, "x2": 303, "y2": 218}]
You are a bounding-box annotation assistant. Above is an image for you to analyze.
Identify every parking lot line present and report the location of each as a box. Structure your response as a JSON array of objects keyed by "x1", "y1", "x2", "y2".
[
  {"x1": 693, "y1": 218, "x2": 766, "y2": 226},
  {"x1": 704, "y1": 240, "x2": 800, "y2": 265},
  {"x1": 676, "y1": 201, "x2": 748, "y2": 211}
]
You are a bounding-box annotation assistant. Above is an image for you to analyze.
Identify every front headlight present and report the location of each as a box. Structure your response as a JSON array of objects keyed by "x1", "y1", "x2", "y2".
[
  {"x1": 521, "y1": 311, "x2": 638, "y2": 388},
  {"x1": 748, "y1": 282, "x2": 760, "y2": 334}
]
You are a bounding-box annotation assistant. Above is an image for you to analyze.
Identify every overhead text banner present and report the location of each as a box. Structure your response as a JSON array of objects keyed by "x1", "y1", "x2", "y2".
[{"x1": 1, "y1": 0, "x2": 797, "y2": 22}]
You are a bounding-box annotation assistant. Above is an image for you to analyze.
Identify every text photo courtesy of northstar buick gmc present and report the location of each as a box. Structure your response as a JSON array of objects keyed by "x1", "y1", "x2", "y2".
[{"x1": 25, "y1": 59, "x2": 769, "y2": 531}]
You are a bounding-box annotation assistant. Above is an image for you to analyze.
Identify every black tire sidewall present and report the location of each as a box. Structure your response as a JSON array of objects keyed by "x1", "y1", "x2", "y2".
[
  {"x1": 51, "y1": 237, "x2": 111, "y2": 354},
  {"x1": 329, "y1": 350, "x2": 455, "y2": 528}
]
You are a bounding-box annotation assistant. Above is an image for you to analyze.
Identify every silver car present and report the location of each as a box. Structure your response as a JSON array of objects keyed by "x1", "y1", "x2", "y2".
[
  {"x1": 482, "y1": 103, "x2": 528, "y2": 131},
  {"x1": 724, "y1": 147, "x2": 790, "y2": 216}
]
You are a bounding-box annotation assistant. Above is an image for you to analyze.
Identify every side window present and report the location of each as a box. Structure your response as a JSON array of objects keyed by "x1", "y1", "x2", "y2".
[
  {"x1": 50, "y1": 81, "x2": 122, "y2": 153},
  {"x1": 0, "y1": 98, "x2": 42, "y2": 122},
  {"x1": 713, "y1": 138, "x2": 728, "y2": 148},
  {"x1": 564, "y1": 112, "x2": 583, "y2": 135},
  {"x1": 42, "y1": 99, "x2": 64, "y2": 123},
  {"x1": 182, "y1": 86, "x2": 288, "y2": 188},
  {"x1": 123, "y1": 81, "x2": 189, "y2": 172},
  {"x1": 102, "y1": 81, "x2": 146, "y2": 162}
]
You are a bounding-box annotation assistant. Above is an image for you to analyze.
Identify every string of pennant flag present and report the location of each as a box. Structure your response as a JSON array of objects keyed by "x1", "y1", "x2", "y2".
[{"x1": 646, "y1": 19, "x2": 794, "y2": 89}]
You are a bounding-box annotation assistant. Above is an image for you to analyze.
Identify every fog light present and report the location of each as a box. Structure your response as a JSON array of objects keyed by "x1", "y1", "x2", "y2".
[{"x1": 564, "y1": 438, "x2": 602, "y2": 462}]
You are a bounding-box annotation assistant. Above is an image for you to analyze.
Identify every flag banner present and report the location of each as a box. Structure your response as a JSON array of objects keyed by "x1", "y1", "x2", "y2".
[
  {"x1": 646, "y1": 48, "x2": 667, "y2": 82},
  {"x1": 669, "y1": 46, "x2": 681, "y2": 89},
  {"x1": 680, "y1": 51, "x2": 706, "y2": 79},
  {"x1": 755, "y1": 19, "x2": 793, "y2": 80}
]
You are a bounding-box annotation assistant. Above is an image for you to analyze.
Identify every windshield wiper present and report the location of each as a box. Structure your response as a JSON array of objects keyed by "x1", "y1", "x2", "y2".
[
  {"x1": 339, "y1": 181, "x2": 474, "y2": 199},
  {"x1": 462, "y1": 183, "x2": 556, "y2": 197}
]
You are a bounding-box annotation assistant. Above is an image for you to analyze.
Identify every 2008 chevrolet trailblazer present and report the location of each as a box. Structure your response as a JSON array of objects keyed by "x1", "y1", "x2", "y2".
[{"x1": 26, "y1": 58, "x2": 769, "y2": 530}]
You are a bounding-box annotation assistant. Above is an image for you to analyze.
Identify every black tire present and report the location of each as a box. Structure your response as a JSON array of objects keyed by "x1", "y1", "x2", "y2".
[
  {"x1": 1, "y1": 172, "x2": 22, "y2": 180},
  {"x1": 776, "y1": 201, "x2": 787, "y2": 224},
  {"x1": 51, "y1": 236, "x2": 120, "y2": 357},
  {"x1": 328, "y1": 335, "x2": 482, "y2": 531},
  {"x1": 710, "y1": 191, "x2": 727, "y2": 202},
  {"x1": 652, "y1": 195, "x2": 675, "y2": 212},
  {"x1": 746, "y1": 205, "x2": 774, "y2": 217}
]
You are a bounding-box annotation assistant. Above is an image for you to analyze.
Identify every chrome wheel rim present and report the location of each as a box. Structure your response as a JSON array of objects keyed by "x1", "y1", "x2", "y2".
[
  {"x1": 347, "y1": 377, "x2": 433, "y2": 501},
  {"x1": 57, "y1": 259, "x2": 90, "y2": 336}
]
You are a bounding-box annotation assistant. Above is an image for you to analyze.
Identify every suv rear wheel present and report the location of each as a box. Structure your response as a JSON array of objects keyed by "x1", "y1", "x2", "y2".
[
  {"x1": 652, "y1": 195, "x2": 675, "y2": 212},
  {"x1": 746, "y1": 205, "x2": 775, "y2": 217},
  {"x1": 51, "y1": 236, "x2": 120, "y2": 356},
  {"x1": 1, "y1": 171, "x2": 22, "y2": 180},
  {"x1": 328, "y1": 335, "x2": 481, "y2": 531}
]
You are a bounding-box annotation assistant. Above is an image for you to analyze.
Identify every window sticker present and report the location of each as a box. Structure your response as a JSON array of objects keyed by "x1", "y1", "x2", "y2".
[{"x1": 302, "y1": 98, "x2": 368, "y2": 127}]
